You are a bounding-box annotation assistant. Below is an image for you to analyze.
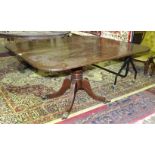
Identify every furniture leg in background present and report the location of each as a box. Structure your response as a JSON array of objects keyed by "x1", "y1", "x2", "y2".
[{"x1": 92, "y1": 56, "x2": 137, "y2": 89}]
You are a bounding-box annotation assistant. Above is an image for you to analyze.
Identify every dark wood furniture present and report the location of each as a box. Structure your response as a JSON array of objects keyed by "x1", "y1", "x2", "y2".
[{"x1": 5, "y1": 34, "x2": 149, "y2": 118}]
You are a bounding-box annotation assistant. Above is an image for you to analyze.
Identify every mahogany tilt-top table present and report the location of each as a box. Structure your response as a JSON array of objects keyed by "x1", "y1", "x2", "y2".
[{"x1": 5, "y1": 34, "x2": 149, "y2": 118}]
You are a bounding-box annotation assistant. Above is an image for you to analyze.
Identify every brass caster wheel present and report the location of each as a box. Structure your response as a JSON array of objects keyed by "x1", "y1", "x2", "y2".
[
  {"x1": 104, "y1": 99, "x2": 110, "y2": 104},
  {"x1": 41, "y1": 95, "x2": 48, "y2": 100},
  {"x1": 112, "y1": 84, "x2": 116, "y2": 90}
]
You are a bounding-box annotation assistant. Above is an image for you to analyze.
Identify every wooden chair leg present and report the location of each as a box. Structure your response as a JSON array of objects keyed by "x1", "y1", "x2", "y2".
[
  {"x1": 145, "y1": 57, "x2": 155, "y2": 76},
  {"x1": 150, "y1": 62, "x2": 155, "y2": 76},
  {"x1": 144, "y1": 60, "x2": 150, "y2": 75}
]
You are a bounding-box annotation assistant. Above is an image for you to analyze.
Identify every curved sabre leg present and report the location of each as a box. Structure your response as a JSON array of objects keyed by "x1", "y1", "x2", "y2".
[
  {"x1": 62, "y1": 82, "x2": 77, "y2": 119},
  {"x1": 82, "y1": 78, "x2": 109, "y2": 103},
  {"x1": 42, "y1": 78, "x2": 71, "y2": 99}
]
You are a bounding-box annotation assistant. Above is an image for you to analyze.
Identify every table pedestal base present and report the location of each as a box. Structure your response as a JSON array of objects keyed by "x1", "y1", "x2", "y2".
[{"x1": 42, "y1": 67, "x2": 108, "y2": 119}]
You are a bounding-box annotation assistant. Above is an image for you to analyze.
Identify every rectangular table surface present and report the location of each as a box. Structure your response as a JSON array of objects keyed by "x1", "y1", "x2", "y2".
[{"x1": 6, "y1": 34, "x2": 149, "y2": 72}]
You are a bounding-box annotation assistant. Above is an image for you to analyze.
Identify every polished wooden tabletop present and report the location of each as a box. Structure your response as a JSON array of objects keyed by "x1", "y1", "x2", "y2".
[{"x1": 6, "y1": 34, "x2": 149, "y2": 72}]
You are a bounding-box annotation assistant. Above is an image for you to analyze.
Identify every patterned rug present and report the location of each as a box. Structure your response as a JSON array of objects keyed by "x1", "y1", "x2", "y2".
[
  {"x1": 1, "y1": 56, "x2": 155, "y2": 124},
  {"x1": 57, "y1": 87, "x2": 155, "y2": 124}
]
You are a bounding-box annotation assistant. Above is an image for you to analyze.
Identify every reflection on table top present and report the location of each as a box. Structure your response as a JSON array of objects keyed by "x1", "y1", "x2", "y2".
[{"x1": 6, "y1": 34, "x2": 149, "y2": 72}]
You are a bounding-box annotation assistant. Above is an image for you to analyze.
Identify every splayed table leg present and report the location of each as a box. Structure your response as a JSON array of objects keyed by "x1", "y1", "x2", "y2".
[{"x1": 42, "y1": 67, "x2": 109, "y2": 119}]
